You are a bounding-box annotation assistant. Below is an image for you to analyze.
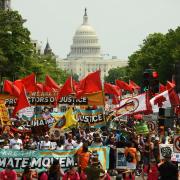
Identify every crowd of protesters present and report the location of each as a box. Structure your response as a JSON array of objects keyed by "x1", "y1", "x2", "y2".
[{"x1": 0, "y1": 112, "x2": 179, "y2": 180}]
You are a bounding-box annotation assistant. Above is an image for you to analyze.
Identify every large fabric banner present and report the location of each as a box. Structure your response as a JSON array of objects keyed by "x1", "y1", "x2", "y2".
[
  {"x1": 0, "y1": 102, "x2": 11, "y2": 126},
  {"x1": 76, "y1": 107, "x2": 105, "y2": 127},
  {"x1": 0, "y1": 146, "x2": 109, "y2": 172},
  {"x1": 117, "y1": 93, "x2": 149, "y2": 115}
]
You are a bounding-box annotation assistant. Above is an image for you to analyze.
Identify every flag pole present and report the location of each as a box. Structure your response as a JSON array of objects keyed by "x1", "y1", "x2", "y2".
[{"x1": 100, "y1": 70, "x2": 107, "y2": 125}]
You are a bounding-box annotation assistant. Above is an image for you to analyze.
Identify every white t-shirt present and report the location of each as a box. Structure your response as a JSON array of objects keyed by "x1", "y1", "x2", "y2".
[
  {"x1": 10, "y1": 138, "x2": 23, "y2": 150},
  {"x1": 64, "y1": 139, "x2": 77, "y2": 150},
  {"x1": 40, "y1": 141, "x2": 52, "y2": 150}
]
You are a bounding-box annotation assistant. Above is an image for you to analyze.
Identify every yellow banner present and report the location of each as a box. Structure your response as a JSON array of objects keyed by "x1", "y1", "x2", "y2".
[{"x1": 0, "y1": 102, "x2": 11, "y2": 126}]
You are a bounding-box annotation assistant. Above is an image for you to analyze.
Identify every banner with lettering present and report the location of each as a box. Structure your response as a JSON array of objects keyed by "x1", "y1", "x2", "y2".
[
  {"x1": 0, "y1": 146, "x2": 109, "y2": 172},
  {"x1": 159, "y1": 144, "x2": 180, "y2": 162},
  {"x1": 76, "y1": 107, "x2": 105, "y2": 127}
]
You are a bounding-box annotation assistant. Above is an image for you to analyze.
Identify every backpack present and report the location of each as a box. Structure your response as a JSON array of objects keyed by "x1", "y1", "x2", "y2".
[{"x1": 126, "y1": 152, "x2": 133, "y2": 162}]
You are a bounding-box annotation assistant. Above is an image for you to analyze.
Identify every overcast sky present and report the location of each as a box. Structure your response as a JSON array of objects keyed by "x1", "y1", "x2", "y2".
[{"x1": 12, "y1": 0, "x2": 180, "y2": 59}]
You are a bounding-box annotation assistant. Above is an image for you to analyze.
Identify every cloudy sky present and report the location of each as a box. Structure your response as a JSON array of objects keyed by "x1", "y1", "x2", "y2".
[{"x1": 13, "y1": 0, "x2": 180, "y2": 59}]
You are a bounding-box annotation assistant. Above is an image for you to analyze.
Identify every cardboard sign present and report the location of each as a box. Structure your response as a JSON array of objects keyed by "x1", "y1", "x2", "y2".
[
  {"x1": 173, "y1": 135, "x2": 180, "y2": 153},
  {"x1": 146, "y1": 120, "x2": 157, "y2": 133},
  {"x1": 159, "y1": 144, "x2": 180, "y2": 162},
  {"x1": 143, "y1": 114, "x2": 158, "y2": 121},
  {"x1": 116, "y1": 148, "x2": 127, "y2": 169}
]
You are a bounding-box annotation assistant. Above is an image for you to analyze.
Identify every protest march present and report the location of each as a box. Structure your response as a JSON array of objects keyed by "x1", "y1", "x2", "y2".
[{"x1": 0, "y1": 71, "x2": 179, "y2": 180}]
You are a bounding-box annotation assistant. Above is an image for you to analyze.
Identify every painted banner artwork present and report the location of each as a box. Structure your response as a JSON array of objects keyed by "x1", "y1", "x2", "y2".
[
  {"x1": 0, "y1": 146, "x2": 109, "y2": 172},
  {"x1": 159, "y1": 144, "x2": 180, "y2": 162},
  {"x1": 0, "y1": 103, "x2": 11, "y2": 126},
  {"x1": 76, "y1": 107, "x2": 105, "y2": 127}
]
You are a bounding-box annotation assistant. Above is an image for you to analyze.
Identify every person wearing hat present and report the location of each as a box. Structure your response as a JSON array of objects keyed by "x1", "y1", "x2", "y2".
[
  {"x1": 39, "y1": 134, "x2": 52, "y2": 150},
  {"x1": 153, "y1": 137, "x2": 160, "y2": 163},
  {"x1": 9, "y1": 133, "x2": 23, "y2": 150},
  {"x1": 158, "y1": 152, "x2": 178, "y2": 180},
  {"x1": 0, "y1": 164, "x2": 17, "y2": 180},
  {"x1": 85, "y1": 156, "x2": 105, "y2": 180}
]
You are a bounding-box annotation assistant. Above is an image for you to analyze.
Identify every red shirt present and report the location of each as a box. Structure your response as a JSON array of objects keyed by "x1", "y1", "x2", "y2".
[
  {"x1": 62, "y1": 172, "x2": 80, "y2": 180},
  {"x1": 0, "y1": 169, "x2": 17, "y2": 180},
  {"x1": 144, "y1": 165, "x2": 159, "y2": 180}
]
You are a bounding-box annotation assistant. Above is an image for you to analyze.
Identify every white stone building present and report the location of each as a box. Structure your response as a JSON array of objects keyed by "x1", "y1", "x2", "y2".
[{"x1": 57, "y1": 9, "x2": 128, "y2": 80}]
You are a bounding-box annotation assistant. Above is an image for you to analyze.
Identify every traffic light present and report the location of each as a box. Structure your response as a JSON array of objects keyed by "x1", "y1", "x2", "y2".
[
  {"x1": 151, "y1": 71, "x2": 159, "y2": 93},
  {"x1": 142, "y1": 69, "x2": 159, "y2": 93},
  {"x1": 142, "y1": 70, "x2": 151, "y2": 92}
]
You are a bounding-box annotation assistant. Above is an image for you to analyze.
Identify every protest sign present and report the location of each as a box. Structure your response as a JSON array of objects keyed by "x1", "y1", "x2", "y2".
[
  {"x1": 0, "y1": 103, "x2": 11, "y2": 126},
  {"x1": 2, "y1": 93, "x2": 103, "y2": 106},
  {"x1": 146, "y1": 120, "x2": 157, "y2": 133},
  {"x1": 159, "y1": 144, "x2": 180, "y2": 162},
  {"x1": 143, "y1": 114, "x2": 158, "y2": 121},
  {"x1": 0, "y1": 146, "x2": 109, "y2": 172},
  {"x1": 173, "y1": 135, "x2": 180, "y2": 153},
  {"x1": 76, "y1": 107, "x2": 105, "y2": 127},
  {"x1": 116, "y1": 148, "x2": 127, "y2": 169},
  {"x1": 135, "y1": 122, "x2": 149, "y2": 134}
]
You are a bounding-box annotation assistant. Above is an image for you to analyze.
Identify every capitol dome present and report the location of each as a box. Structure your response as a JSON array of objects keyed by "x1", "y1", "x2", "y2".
[{"x1": 68, "y1": 9, "x2": 101, "y2": 59}]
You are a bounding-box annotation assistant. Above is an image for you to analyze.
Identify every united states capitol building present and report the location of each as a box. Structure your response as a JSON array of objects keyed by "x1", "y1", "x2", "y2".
[{"x1": 57, "y1": 9, "x2": 128, "y2": 80}]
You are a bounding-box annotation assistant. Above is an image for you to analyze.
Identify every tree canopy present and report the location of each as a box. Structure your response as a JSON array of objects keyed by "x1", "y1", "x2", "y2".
[
  {"x1": 105, "y1": 27, "x2": 180, "y2": 85},
  {"x1": 0, "y1": 10, "x2": 69, "y2": 84}
]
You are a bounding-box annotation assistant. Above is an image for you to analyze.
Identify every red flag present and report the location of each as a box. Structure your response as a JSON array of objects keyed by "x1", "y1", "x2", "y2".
[
  {"x1": 45, "y1": 75, "x2": 60, "y2": 90},
  {"x1": 150, "y1": 89, "x2": 180, "y2": 113},
  {"x1": 112, "y1": 95, "x2": 120, "y2": 105},
  {"x1": 14, "y1": 80, "x2": 24, "y2": 92},
  {"x1": 43, "y1": 84, "x2": 53, "y2": 92},
  {"x1": 36, "y1": 83, "x2": 44, "y2": 92},
  {"x1": 56, "y1": 77, "x2": 74, "y2": 101},
  {"x1": 21, "y1": 73, "x2": 36, "y2": 92},
  {"x1": 13, "y1": 73, "x2": 36, "y2": 92},
  {"x1": 104, "y1": 83, "x2": 121, "y2": 96},
  {"x1": 166, "y1": 81, "x2": 175, "y2": 90},
  {"x1": 13, "y1": 88, "x2": 30, "y2": 117},
  {"x1": 129, "y1": 80, "x2": 140, "y2": 90},
  {"x1": 76, "y1": 71, "x2": 102, "y2": 97},
  {"x1": 116, "y1": 80, "x2": 133, "y2": 92},
  {"x1": 3, "y1": 80, "x2": 13, "y2": 94},
  {"x1": 159, "y1": 83, "x2": 166, "y2": 93},
  {"x1": 3, "y1": 80, "x2": 20, "y2": 97}
]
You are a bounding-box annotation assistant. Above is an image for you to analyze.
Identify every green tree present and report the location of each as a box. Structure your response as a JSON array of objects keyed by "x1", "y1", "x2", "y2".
[
  {"x1": 0, "y1": 10, "x2": 34, "y2": 80},
  {"x1": 128, "y1": 27, "x2": 180, "y2": 84},
  {"x1": 0, "y1": 10, "x2": 69, "y2": 85},
  {"x1": 105, "y1": 67, "x2": 129, "y2": 84}
]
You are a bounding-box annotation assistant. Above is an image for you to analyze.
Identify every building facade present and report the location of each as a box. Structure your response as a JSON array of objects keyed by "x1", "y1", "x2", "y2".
[
  {"x1": 0, "y1": 0, "x2": 11, "y2": 10},
  {"x1": 57, "y1": 9, "x2": 128, "y2": 80}
]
